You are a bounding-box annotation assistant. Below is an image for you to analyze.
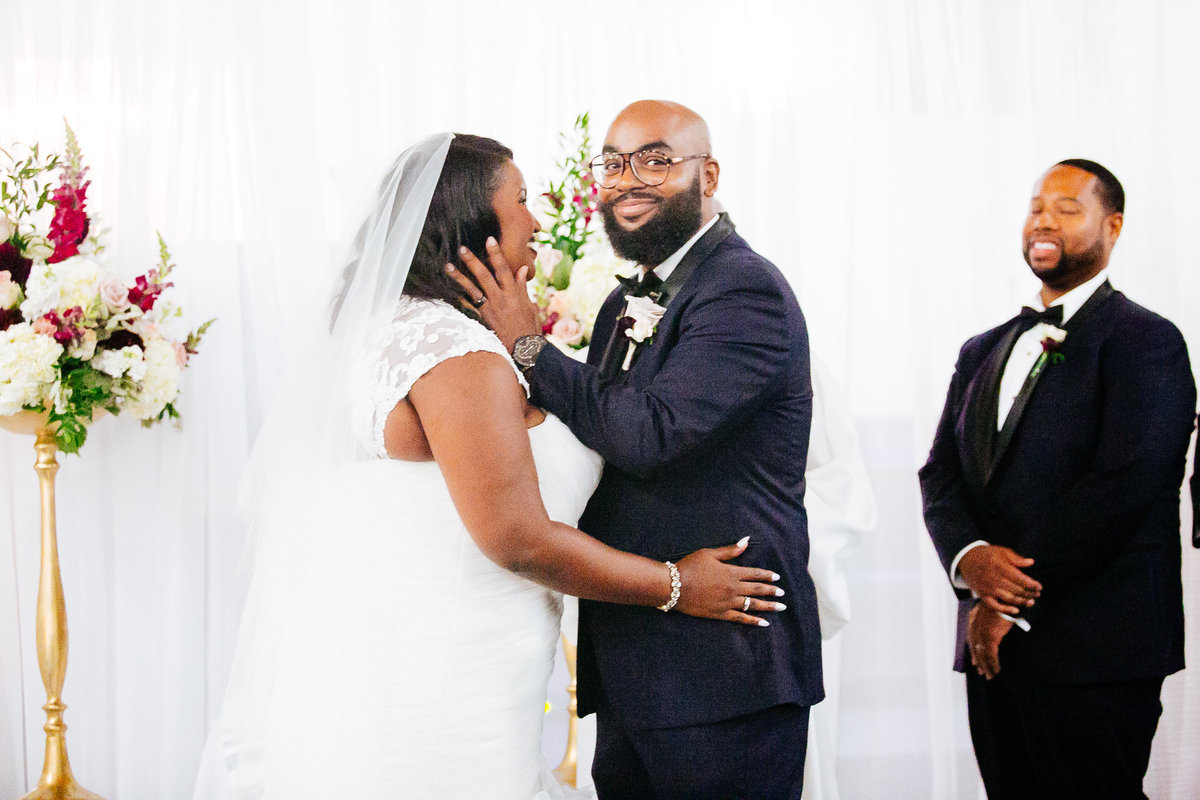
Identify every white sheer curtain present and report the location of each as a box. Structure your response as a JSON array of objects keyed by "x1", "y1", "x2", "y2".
[{"x1": 2, "y1": 1, "x2": 1197, "y2": 798}]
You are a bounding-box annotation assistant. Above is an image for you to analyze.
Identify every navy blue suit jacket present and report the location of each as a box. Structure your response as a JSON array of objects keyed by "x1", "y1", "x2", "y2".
[
  {"x1": 529, "y1": 219, "x2": 824, "y2": 729},
  {"x1": 920, "y1": 285, "x2": 1196, "y2": 683}
]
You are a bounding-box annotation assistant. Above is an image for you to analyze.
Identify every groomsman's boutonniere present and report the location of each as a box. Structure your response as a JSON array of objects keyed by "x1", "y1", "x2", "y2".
[
  {"x1": 618, "y1": 295, "x2": 666, "y2": 370},
  {"x1": 1029, "y1": 323, "x2": 1067, "y2": 380}
]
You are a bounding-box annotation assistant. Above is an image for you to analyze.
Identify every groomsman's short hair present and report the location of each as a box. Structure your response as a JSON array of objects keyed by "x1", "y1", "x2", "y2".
[{"x1": 1056, "y1": 158, "x2": 1125, "y2": 215}]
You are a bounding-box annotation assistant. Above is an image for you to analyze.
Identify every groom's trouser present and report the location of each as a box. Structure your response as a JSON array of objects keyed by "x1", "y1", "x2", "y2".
[{"x1": 591, "y1": 693, "x2": 809, "y2": 800}]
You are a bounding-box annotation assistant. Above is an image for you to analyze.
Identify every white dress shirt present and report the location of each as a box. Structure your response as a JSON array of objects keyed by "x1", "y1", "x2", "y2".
[
  {"x1": 949, "y1": 270, "x2": 1112, "y2": 629},
  {"x1": 637, "y1": 213, "x2": 720, "y2": 281}
]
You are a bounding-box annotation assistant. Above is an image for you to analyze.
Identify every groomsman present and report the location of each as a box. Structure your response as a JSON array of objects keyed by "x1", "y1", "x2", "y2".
[{"x1": 919, "y1": 159, "x2": 1196, "y2": 799}]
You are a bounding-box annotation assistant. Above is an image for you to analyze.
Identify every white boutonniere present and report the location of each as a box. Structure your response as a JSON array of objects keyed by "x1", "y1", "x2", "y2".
[
  {"x1": 618, "y1": 295, "x2": 666, "y2": 370},
  {"x1": 1029, "y1": 323, "x2": 1067, "y2": 380}
]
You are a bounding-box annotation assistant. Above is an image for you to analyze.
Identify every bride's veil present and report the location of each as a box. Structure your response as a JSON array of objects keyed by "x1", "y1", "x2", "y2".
[
  {"x1": 195, "y1": 133, "x2": 454, "y2": 798},
  {"x1": 239, "y1": 131, "x2": 454, "y2": 517}
]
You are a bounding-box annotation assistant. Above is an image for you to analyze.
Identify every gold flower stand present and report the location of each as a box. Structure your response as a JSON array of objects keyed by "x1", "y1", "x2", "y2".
[
  {"x1": 2, "y1": 411, "x2": 104, "y2": 800},
  {"x1": 552, "y1": 633, "x2": 580, "y2": 787}
]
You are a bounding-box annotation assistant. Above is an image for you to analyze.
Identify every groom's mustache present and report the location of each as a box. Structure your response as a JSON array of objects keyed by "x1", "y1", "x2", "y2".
[{"x1": 602, "y1": 190, "x2": 660, "y2": 208}]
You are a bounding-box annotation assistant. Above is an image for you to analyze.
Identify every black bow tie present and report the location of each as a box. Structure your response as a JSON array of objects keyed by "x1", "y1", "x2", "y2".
[
  {"x1": 1018, "y1": 304, "x2": 1064, "y2": 326},
  {"x1": 616, "y1": 270, "x2": 663, "y2": 299}
]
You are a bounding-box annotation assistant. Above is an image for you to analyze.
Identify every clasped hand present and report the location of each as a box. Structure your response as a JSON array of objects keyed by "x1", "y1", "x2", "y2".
[
  {"x1": 968, "y1": 603, "x2": 1014, "y2": 680},
  {"x1": 958, "y1": 544, "x2": 1041, "y2": 615}
]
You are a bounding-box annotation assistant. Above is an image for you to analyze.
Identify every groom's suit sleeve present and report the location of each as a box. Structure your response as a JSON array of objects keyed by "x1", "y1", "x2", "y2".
[
  {"x1": 1013, "y1": 317, "x2": 1194, "y2": 617},
  {"x1": 528, "y1": 264, "x2": 797, "y2": 478},
  {"x1": 919, "y1": 339, "x2": 991, "y2": 583}
]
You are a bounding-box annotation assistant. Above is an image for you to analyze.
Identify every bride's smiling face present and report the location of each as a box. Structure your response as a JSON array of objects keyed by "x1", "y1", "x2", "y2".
[{"x1": 491, "y1": 160, "x2": 540, "y2": 280}]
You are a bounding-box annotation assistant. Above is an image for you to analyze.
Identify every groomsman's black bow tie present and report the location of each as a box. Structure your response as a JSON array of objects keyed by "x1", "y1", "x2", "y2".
[
  {"x1": 1018, "y1": 304, "x2": 1064, "y2": 326},
  {"x1": 616, "y1": 270, "x2": 664, "y2": 299}
]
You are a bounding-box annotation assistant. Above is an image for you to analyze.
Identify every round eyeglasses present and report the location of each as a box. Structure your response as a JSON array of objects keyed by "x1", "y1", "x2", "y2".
[{"x1": 587, "y1": 150, "x2": 710, "y2": 189}]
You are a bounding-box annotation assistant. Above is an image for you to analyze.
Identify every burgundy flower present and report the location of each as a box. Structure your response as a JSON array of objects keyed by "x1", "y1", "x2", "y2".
[
  {"x1": 0, "y1": 241, "x2": 33, "y2": 286},
  {"x1": 126, "y1": 271, "x2": 172, "y2": 312},
  {"x1": 42, "y1": 307, "x2": 85, "y2": 343},
  {"x1": 0, "y1": 307, "x2": 20, "y2": 331},
  {"x1": 105, "y1": 328, "x2": 144, "y2": 351},
  {"x1": 541, "y1": 311, "x2": 560, "y2": 336},
  {"x1": 47, "y1": 180, "x2": 91, "y2": 265}
]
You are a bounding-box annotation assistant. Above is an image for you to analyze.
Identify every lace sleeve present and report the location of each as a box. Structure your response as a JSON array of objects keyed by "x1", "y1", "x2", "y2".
[{"x1": 353, "y1": 297, "x2": 529, "y2": 458}]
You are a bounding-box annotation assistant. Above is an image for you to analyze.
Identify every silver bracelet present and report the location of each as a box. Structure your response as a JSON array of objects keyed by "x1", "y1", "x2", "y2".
[{"x1": 658, "y1": 561, "x2": 681, "y2": 612}]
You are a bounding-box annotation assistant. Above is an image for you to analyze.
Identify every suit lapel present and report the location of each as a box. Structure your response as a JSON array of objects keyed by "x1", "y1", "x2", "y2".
[
  {"x1": 988, "y1": 281, "x2": 1115, "y2": 479},
  {"x1": 597, "y1": 213, "x2": 736, "y2": 380},
  {"x1": 960, "y1": 319, "x2": 1026, "y2": 487}
]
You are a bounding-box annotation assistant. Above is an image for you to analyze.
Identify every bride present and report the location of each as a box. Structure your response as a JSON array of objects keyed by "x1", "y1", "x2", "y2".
[{"x1": 193, "y1": 133, "x2": 784, "y2": 799}]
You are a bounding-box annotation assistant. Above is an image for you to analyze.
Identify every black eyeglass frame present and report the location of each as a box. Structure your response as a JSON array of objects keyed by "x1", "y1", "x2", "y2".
[{"x1": 587, "y1": 150, "x2": 711, "y2": 188}]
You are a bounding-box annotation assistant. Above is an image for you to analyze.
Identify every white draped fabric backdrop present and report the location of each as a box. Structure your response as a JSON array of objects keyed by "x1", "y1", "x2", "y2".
[{"x1": 2, "y1": 1, "x2": 1198, "y2": 797}]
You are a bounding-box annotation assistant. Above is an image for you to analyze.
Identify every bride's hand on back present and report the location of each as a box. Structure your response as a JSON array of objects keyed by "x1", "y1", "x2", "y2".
[{"x1": 674, "y1": 537, "x2": 787, "y2": 626}]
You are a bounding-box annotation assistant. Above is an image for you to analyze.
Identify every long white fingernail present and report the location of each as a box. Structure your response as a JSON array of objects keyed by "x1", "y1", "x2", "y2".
[
  {"x1": 736, "y1": 536, "x2": 750, "y2": 548},
  {"x1": 486, "y1": 236, "x2": 498, "y2": 246},
  {"x1": 757, "y1": 619, "x2": 770, "y2": 627},
  {"x1": 774, "y1": 587, "x2": 785, "y2": 597},
  {"x1": 775, "y1": 603, "x2": 787, "y2": 611},
  {"x1": 771, "y1": 572, "x2": 780, "y2": 581}
]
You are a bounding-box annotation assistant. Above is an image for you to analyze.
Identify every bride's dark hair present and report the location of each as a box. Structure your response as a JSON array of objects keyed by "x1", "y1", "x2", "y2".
[{"x1": 403, "y1": 134, "x2": 513, "y2": 307}]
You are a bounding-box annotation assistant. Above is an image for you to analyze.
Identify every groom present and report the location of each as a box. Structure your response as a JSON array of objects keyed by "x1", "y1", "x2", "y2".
[{"x1": 458, "y1": 100, "x2": 823, "y2": 798}]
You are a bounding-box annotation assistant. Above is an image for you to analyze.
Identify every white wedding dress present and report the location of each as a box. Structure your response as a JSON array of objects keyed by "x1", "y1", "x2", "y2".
[{"x1": 194, "y1": 297, "x2": 601, "y2": 799}]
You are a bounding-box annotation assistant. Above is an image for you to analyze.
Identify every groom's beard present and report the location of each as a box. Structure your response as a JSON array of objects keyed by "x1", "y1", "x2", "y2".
[{"x1": 600, "y1": 176, "x2": 704, "y2": 267}]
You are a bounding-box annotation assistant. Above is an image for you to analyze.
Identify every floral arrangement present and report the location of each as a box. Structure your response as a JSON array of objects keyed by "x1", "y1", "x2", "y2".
[
  {"x1": 0, "y1": 122, "x2": 211, "y2": 453},
  {"x1": 528, "y1": 113, "x2": 632, "y2": 351}
]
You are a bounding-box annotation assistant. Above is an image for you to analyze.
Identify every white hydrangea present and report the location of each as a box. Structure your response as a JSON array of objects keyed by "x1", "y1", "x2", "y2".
[
  {"x1": 559, "y1": 245, "x2": 626, "y2": 341},
  {"x1": 92, "y1": 345, "x2": 147, "y2": 381},
  {"x1": 124, "y1": 337, "x2": 180, "y2": 420},
  {"x1": 19, "y1": 255, "x2": 106, "y2": 319},
  {"x1": 0, "y1": 323, "x2": 63, "y2": 415}
]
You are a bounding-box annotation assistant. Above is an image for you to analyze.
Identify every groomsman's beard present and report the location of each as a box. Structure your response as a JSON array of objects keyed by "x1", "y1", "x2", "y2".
[
  {"x1": 1023, "y1": 236, "x2": 1107, "y2": 290},
  {"x1": 601, "y1": 176, "x2": 704, "y2": 267}
]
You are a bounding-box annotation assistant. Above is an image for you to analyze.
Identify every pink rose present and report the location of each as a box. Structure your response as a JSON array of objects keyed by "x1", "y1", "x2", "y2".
[
  {"x1": 131, "y1": 317, "x2": 159, "y2": 338},
  {"x1": 0, "y1": 271, "x2": 20, "y2": 309},
  {"x1": 550, "y1": 316, "x2": 584, "y2": 346},
  {"x1": 32, "y1": 317, "x2": 57, "y2": 336},
  {"x1": 546, "y1": 290, "x2": 574, "y2": 318},
  {"x1": 99, "y1": 277, "x2": 129, "y2": 309}
]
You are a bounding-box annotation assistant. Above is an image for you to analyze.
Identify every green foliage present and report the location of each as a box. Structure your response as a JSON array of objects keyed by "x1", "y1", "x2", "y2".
[
  {"x1": 536, "y1": 112, "x2": 597, "y2": 272},
  {"x1": 47, "y1": 362, "x2": 116, "y2": 454},
  {"x1": 0, "y1": 143, "x2": 59, "y2": 247}
]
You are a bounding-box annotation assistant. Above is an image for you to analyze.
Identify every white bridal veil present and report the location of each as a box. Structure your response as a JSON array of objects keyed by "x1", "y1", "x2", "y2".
[{"x1": 193, "y1": 133, "x2": 454, "y2": 798}]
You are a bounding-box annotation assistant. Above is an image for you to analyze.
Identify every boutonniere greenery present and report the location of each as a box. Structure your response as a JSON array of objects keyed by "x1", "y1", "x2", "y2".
[
  {"x1": 1029, "y1": 323, "x2": 1067, "y2": 380},
  {"x1": 618, "y1": 295, "x2": 666, "y2": 370}
]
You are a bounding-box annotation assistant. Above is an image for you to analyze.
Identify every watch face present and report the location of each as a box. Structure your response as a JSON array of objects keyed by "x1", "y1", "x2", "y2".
[{"x1": 513, "y1": 335, "x2": 547, "y2": 368}]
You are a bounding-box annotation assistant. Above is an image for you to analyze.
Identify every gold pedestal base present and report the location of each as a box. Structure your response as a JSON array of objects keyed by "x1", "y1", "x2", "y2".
[
  {"x1": 553, "y1": 633, "x2": 579, "y2": 787},
  {"x1": 2, "y1": 416, "x2": 106, "y2": 800},
  {"x1": 21, "y1": 780, "x2": 104, "y2": 800}
]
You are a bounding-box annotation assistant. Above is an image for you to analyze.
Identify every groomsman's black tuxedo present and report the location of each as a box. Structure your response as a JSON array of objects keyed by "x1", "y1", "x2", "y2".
[
  {"x1": 529, "y1": 214, "x2": 823, "y2": 797},
  {"x1": 920, "y1": 281, "x2": 1196, "y2": 799}
]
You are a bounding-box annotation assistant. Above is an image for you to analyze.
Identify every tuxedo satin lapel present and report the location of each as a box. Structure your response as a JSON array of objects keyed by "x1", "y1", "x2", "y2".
[
  {"x1": 962, "y1": 320, "x2": 1025, "y2": 487},
  {"x1": 655, "y1": 213, "x2": 735, "y2": 310},
  {"x1": 596, "y1": 213, "x2": 736, "y2": 381},
  {"x1": 989, "y1": 281, "x2": 1115, "y2": 479}
]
